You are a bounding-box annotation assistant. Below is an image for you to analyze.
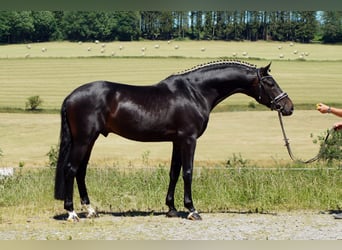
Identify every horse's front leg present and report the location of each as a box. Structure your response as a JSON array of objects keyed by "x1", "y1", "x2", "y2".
[
  {"x1": 166, "y1": 143, "x2": 182, "y2": 218},
  {"x1": 181, "y1": 137, "x2": 202, "y2": 221}
]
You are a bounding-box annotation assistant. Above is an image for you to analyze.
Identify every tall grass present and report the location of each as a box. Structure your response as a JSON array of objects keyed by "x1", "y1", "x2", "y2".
[{"x1": 1, "y1": 165, "x2": 341, "y2": 219}]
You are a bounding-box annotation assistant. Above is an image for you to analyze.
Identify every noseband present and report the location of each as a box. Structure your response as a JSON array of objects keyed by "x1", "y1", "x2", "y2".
[{"x1": 257, "y1": 70, "x2": 288, "y2": 111}]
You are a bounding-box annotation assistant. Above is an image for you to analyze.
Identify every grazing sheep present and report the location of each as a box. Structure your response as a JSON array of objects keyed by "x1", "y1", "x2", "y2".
[
  {"x1": 304, "y1": 52, "x2": 309, "y2": 56},
  {"x1": 95, "y1": 40, "x2": 99, "y2": 44},
  {"x1": 111, "y1": 51, "x2": 116, "y2": 56},
  {"x1": 101, "y1": 44, "x2": 106, "y2": 48},
  {"x1": 293, "y1": 50, "x2": 298, "y2": 54},
  {"x1": 100, "y1": 48, "x2": 105, "y2": 53},
  {"x1": 26, "y1": 44, "x2": 31, "y2": 49},
  {"x1": 154, "y1": 44, "x2": 160, "y2": 49},
  {"x1": 174, "y1": 45, "x2": 179, "y2": 50},
  {"x1": 278, "y1": 45, "x2": 282, "y2": 50},
  {"x1": 279, "y1": 54, "x2": 284, "y2": 58},
  {"x1": 119, "y1": 45, "x2": 123, "y2": 50},
  {"x1": 289, "y1": 42, "x2": 294, "y2": 46},
  {"x1": 201, "y1": 48, "x2": 206, "y2": 52},
  {"x1": 87, "y1": 47, "x2": 92, "y2": 51},
  {"x1": 141, "y1": 47, "x2": 146, "y2": 52},
  {"x1": 242, "y1": 52, "x2": 248, "y2": 56},
  {"x1": 41, "y1": 48, "x2": 46, "y2": 52}
]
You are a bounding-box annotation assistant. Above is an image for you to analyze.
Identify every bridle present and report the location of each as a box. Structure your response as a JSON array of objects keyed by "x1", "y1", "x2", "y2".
[{"x1": 257, "y1": 70, "x2": 288, "y2": 111}]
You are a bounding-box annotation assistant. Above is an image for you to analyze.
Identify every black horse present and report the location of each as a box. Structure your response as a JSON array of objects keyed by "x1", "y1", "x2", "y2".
[{"x1": 54, "y1": 60, "x2": 293, "y2": 221}]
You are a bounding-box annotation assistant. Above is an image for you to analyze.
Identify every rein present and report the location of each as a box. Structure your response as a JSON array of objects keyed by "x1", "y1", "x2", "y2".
[{"x1": 277, "y1": 110, "x2": 334, "y2": 164}]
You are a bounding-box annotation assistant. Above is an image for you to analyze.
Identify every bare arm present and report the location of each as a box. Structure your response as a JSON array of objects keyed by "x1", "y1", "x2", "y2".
[
  {"x1": 317, "y1": 103, "x2": 342, "y2": 117},
  {"x1": 317, "y1": 103, "x2": 342, "y2": 130}
]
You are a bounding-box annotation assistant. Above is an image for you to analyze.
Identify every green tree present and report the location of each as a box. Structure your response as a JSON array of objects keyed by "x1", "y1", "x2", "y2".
[
  {"x1": 322, "y1": 11, "x2": 342, "y2": 43},
  {"x1": 31, "y1": 11, "x2": 57, "y2": 42},
  {"x1": 159, "y1": 11, "x2": 173, "y2": 40},
  {"x1": 61, "y1": 11, "x2": 89, "y2": 41},
  {"x1": 0, "y1": 11, "x2": 12, "y2": 43},
  {"x1": 295, "y1": 11, "x2": 318, "y2": 43},
  {"x1": 8, "y1": 11, "x2": 34, "y2": 43},
  {"x1": 115, "y1": 11, "x2": 140, "y2": 41}
]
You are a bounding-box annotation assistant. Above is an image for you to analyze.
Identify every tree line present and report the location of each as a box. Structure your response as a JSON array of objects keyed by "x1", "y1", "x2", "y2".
[{"x1": 0, "y1": 11, "x2": 342, "y2": 44}]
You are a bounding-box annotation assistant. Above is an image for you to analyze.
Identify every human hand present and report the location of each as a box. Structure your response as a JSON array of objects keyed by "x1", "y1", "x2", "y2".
[
  {"x1": 333, "y1": 122, "x2": 342, "y2": 131},
  {"x1": 316, "y1": 103, "x2": 330, "y2": 114}
]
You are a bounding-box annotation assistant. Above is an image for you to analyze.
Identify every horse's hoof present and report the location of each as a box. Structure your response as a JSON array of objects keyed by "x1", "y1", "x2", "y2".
[
  {"x1": 187, "y1": 211, "x2": 202, "y2": 221},
  {"x1": 87, "y1": 211, "x2": 98, "y2": 218},
  {"x1": 166, "y1": 209, "x2": 178, "y2": 218},
  {"x1": 85, "y1": 205, "x2": 98, "y2": 218},
  {"x1": 67, "y1": 211, "x2": 80, "y2": 222}
]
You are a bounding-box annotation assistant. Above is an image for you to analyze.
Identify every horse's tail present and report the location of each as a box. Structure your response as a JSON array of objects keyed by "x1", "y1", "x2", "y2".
[{"x1": 54, "y1": 99, "x2": 72, "y2": 200}]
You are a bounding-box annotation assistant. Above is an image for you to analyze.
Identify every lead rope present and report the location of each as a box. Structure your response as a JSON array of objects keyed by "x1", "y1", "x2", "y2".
[{"x1": 277, "y1": 110, "x2": 334, "y2": 164}]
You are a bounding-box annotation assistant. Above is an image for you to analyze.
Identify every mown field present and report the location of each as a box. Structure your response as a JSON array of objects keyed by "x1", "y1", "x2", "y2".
[
  {"x1": 1, "y1": 41, "x2": 342, "y2": 167},
  {"x1": 1, "y1": 41, "x2": 342, "y2": 224}
]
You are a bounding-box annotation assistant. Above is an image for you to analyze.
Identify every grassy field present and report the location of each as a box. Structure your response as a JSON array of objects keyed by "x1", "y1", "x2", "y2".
[
  {"x1": 1, "y1": 41, "x2": 342, "y2": 228},
  {"x1": 1, "y1": 167, "x2": 341, "y2": 223},
  {"x1": 1, "y1": 41, "x2": 342, "y2": 167},
  {"x1": 0, "y1": 111, "x2": 339, "y2": 167}
]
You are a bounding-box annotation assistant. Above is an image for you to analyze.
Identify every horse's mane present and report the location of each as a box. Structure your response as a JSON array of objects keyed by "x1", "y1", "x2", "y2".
[{"x1": 174, "y1": 60, "x2": 257, "y2": 76}]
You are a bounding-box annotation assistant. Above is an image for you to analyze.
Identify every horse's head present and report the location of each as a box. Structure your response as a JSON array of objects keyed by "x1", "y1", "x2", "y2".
[{"x1": 255, "y1": 62, "x2": 293, "y2": 116}]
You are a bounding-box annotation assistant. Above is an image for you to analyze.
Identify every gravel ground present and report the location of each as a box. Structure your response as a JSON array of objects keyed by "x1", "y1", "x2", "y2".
[{"x1": 1, "y1": 211, "x2": 342, "y2": 240}]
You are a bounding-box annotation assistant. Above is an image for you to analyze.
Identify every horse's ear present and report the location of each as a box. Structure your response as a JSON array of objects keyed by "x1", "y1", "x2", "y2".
[{"x1": 260, "y1": 62, "x2": 272, "y2": 76}]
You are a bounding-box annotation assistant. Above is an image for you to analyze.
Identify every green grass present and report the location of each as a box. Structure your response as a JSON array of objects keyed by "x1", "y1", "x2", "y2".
[{"x1": 1, "y1": 166, "x2": 341, "y2": 220}]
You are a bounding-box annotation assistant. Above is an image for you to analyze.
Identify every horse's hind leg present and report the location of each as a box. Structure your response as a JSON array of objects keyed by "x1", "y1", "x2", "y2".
[
  {"x1": 64, "y1": 138, "x2": 97, "y2": 222},
  {"x1": 76, "y1": 138, "x2": 98, "y2": 218}
]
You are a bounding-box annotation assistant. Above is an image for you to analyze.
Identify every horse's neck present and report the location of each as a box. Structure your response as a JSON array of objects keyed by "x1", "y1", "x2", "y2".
[{"x1": 199, "y1": 69, "x2": 256, "y2": 110}]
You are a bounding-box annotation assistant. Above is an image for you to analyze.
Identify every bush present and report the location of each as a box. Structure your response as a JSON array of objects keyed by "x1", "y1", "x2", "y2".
[
  {"x1": 46, "y1": 145, "x2": 58, "y2": 168},
  {"x1": 313, "y1": 129, "x2": 342, "y2": 164},
  {"x1": 25, "y1": 95, "x2": 43, "y2": 110}
]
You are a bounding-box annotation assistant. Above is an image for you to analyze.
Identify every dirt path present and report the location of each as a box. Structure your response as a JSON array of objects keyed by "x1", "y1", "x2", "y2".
[{"x1": 1, "y1": 211, "x2": 341, "y2": 240}]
